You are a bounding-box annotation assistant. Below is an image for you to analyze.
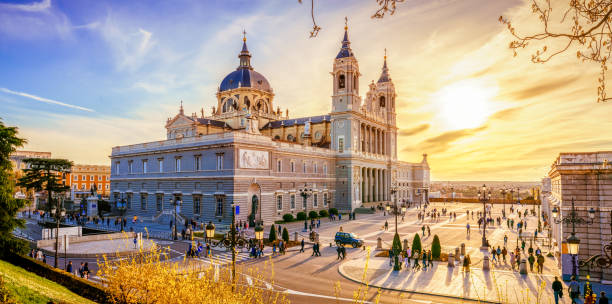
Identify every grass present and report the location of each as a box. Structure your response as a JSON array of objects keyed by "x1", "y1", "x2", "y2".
[{"x1": 0, "y1": 259, "x2": 96, "y2": 304}]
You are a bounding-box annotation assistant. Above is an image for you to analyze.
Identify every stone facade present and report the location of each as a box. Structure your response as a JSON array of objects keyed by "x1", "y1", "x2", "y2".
[
  {"x1": 110, "y1": 26, "x2": 430, "y2": 226},
  {"x1": 547, "y1": 151, "x2": 612, "y2": 282}
]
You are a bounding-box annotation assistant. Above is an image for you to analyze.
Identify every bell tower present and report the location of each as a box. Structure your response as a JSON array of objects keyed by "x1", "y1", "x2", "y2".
[
  {"x1": 375, "y1": 49, "x2": 396, "y2": 125},
  {"x1": 331, "y1": 18, "x2": 361, "y2": 113}
]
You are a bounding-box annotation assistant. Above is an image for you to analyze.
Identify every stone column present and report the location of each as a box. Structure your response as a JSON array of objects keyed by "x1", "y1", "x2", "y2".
[{"x1": 366, "y1": 168, "x2": 371, "y2": 202}]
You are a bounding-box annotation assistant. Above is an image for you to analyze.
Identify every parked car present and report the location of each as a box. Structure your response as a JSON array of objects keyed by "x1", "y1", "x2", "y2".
[{"x1": 335, "y1": 232, "x2": 364, "y2": 248}]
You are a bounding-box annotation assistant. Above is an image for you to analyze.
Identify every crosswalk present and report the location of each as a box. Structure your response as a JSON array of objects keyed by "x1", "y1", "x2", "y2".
[{"x1": 194, "y1": 251, "x2": 253, "y2": 266}]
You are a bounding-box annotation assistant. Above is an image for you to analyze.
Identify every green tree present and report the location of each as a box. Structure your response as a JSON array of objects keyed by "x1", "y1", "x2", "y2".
[
  {"x1": 282, "y1": 227, "x2": 289, "y2": 243},
  {"x1": 282, "y1": 213, "x2": 294, "y2": 222},
  {"x1": 17, "y1": 158, "x2": 72, "y2": 267},
  {"x1": 0, "y1": 119, "x2": 29, "y2": 258},
  {"x1": 308, "y1": 210, "x2": 318, "y2": 219},
  {"x1": 268, "y1": 225, "x2": 277, "y2": 242},
  {"x1": 411, "y1": 233, "x2": 422, "y2": 254},
  {"x1": 392, "y1": 233, "x2": 402, "y2": 271},
  {"x1": 431, "y1": 235, "x2": 441, "y2": 260}
]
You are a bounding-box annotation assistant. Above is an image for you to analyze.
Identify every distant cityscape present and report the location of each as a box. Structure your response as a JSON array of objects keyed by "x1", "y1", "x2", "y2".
[{"x1": 430, "y1": 181, "x2": 541, "y2": 199}]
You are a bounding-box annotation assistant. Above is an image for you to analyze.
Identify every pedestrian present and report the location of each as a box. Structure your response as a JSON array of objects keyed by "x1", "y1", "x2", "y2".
[
  {"x1": 600, "y1": 291, "x2": 609, "y2": 304},
  {"x1": 569, "y1": 276, "x2": 581, "y2": 304},
  {"x1": 412, "y1": 251, "x2": 420, "y2": 270},
  {"x1": 463, "y1": 254, "x2": 471, "y2": 272},
  {"x1": 337, "y1": 246, "x2": 342, "y2": 260},
  {"x1": 403, "y1": 252, "x2": 409, "y2": 270},
  {"x1": 273, "y1": 242, "x2": 277, "y2": 255},
  {"x1": 384, "y1": 221, "x2": 389, "y2": 231},
  {"x1": 510, "y1": 252, "x2": 516, "y2": 271},
  {"x1": 66, "y1": 261, "x2": 73, "y2": 274},
  {"x1": 504, "y1": 234, "x2": 508, "y2": 247},
  {"x1": 427, "y1": 226, "x2": 431, "y2": 237},
  {"x1": 422, "y1": 250, "x2": 428, "y2": 270},
  {"x1": 83, "y1": 262, "x2": 90, "y2": 279},
  {"x1": 42, "y1": 255, "x2": 46, "y2": 264},
  {"x1": 406, "y1": 247, "x2": 412, "y2": 267},
  {"x1": 341, "y1": 246, "x2": 346, "y2": 259},
  {"x1": 133, "y1": 234, "x2": 138, "y2": 249},
  {"x1": 421, "y1": 225, "x2": 425, "y2": 236},
  {"x1": 317, "y1": 219, "x2": 321, "y2": 228},
  {"x1": 521, "y1": 240, "x2": 526, "y2": 252},
  {"x1": 502, "y1": 247, "x2": 507, "y2": 263},
  {"x1": 389, "y1": 249, "x2": 394, "y2": 266},
  {"x1": 491, "y1": 247, "x2": 497, "y2": 263},
  {"x1": 527, "y1": 253, "x2": 535, "y2": 272},
  {"x1": 537, "y1": 254, "x2": 545, "y2": 273},
  {"x1": 466, "y1": 223, "x2": 470, "y2": 236},
  {"x1": 552, "y1": 276, "x2": 563, "y2": 304},
  {"x1": 427, "y1": 250, "x2": 433, "y2": 268},
  {"x1": 78, "y1": 262, "x2": 84, "y2": 278}
]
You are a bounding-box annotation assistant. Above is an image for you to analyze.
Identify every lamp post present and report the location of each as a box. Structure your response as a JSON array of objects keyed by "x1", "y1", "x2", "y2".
[
  {"x1": 551, "y1": 197, "x2": 595, "y2": 278},
  {"x1": 500, "y1": 188, "x2": 507, "y2": 219},
  {"x1": 450, "y1": 187, "x2": 454, "y2": 203},
  {"x1": 172, "y1": 198, "x2": 182, "y2": 240},
  {"x1": 50, "y1": 194, "x2": 66, "y2": 268},
  {"x1": 205, "y1": 203, "x2": 260, "y2": 290},
  {"x1": 116, "y1": 194, "x2": 127, "y2": 232},
  {"x1": 299, "y1": 185, "x2": 313, "y2": 211},
  {"x1": 478, "y1": 184, "x2": 492, "y2": 249},
  {"x1": 390, "y1": 184, "x2": 401, "y2": 270}
]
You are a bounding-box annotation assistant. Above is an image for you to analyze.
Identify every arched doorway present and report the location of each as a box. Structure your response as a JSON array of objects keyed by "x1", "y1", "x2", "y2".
[{"x1": 247, "y1": 183, "x2": 261, "y2": 226}]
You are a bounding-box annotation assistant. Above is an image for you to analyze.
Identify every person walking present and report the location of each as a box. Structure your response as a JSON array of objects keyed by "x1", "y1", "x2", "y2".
[
  {"x1": 600, "y1": 291, "x2": 609, "y2": 304},
  {"x1": 427, "y1": 250, "x2": 433, "y2": 268},
  {"x1": 337, "y1": 246, "x2": 342, "y2": 260},
  {"x1": 403, "y1": 252, "x2": 410, "y2": 270},
  {"x1": 341, "y1": 246, "x2": 346, "y2": 259},
  {"x1": 510, "y1": 252, "x2": 516, "y2": 271},
  {"x1": 504, "y1": 234, "x2": 508, "y2": 247},
  {"x1": 466, "y1": 223, "x2": 471, "y2": 236},
  {"x1": 552, "y1": 276, "x2": 563, "y2": 304},
  {"x1": 463, "y1": 254, "x2": 471, "y2": 272},
  {"x1": 66, "y1": 261, "x2": 73, "y2": 274},
  {"x1": 83, "y1": 262, "x2": 90, "y2": 279},
  {"x1": 412, "y1": 251, "x2": 421, "y2": 270},
  {"x1": 300, "y1": 238, "x2": 305, "y2": 253},
  {"x1": 421, "y1": 225, "x2": 425, "y2": 236},
  {"x1": 422, "y1": 250, "x2": 428, "y2": 270},
  {"x1": 528, "y1": 253, "x2": 535, "y2": 272},
  {"x1": 406, "y1": 247, "x2": 412, "y2": 268},
  {"x1": 427, "y1": 226, "x2": 431, "y2": 237},
  {"x1": 384, "y1": 221, "x2": 389, "y2": 231},
  {"x1": 491, "y1": 247, "x2": 498, "y2": 263},
  {"x1": 502, "y1": 247, "x2": 508, "y2": 263},
  {"x1": 78, "y1": 262, "x2": 84, "y2": 278},
  {"x1": 537, "y1": 253, "x2": 545, "y2": 273},
  {"x1": 569, "y1": 276, "x2": 581, "y2": 304}
]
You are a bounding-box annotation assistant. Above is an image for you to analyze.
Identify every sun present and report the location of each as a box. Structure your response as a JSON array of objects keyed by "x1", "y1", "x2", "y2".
[{"x1": 433, "y1": 79, "x2": 496, "y2": 130}]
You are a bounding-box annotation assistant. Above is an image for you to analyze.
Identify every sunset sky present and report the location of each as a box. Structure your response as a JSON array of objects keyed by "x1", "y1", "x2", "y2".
[{"x1": 1, "y1": 0, "x2": 611, "y2": 181}]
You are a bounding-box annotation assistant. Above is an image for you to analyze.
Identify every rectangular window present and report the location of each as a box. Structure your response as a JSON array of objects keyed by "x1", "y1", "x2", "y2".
[
  {"x1": 323, "y1": 193, "x2": 328, "y2": 206},
  {"x1": 323, "y1": 164, "x2": 327, "y2": 174},
  {"x1": 129, "y1": 160, "x2": 134, "y2": 174},
  {"x1": 126, "y1": 193, "x2": 132, "y2": 209},
  {"x1": 175, "y1": 158, "x2": 181, "y2": 172},
  {"x1": 215, "y1": 196, "x2": 224, "y2": 216},
  {"x1": 277, "y1": 159, "x2": 282, "y2": 172},
  {"x1": 81, "y1": 184, "x2": 85, "y2": 190},
  {"x1": 98, "y1": 183, "x2": 102, "y2": 190},
  {"x1": 81, "y1": 174, "x2": 86, "y2": 181},
  {"x1": 338, "y1": 137, "x2": 344, "y2": 153},
  {"x1": 143, "y1": 160, "x2": 148, "y2": 173},
  {"x1": 105, "y1": 184, "x2": 109, "y2": 190},
  {"x1": 216, "y1": 155, "x2": 223, "y2": 170},
  {"x1": 290, "y1": 194, "x2": 295, "y2": 210},
  {"x1": 314, "y1": 163, "x2": 318, "y2": 173},
  {"x1": 74, "y1": 175, "x2": 78, "y2": 181},
  {"x1": 290, "y1": 161, "x2": 295, "y2": 172},
  {"x1": 158, "y1": 159, "x2": 163, "y2": 173},
  {"x1": 156, "y1": 194, "x2": 163, "y2": 211},
  {"x1": 194, "y1": 196, "x2": 201, "y2": 215},
  {"x1": 276, "y1": 195, "x2": 283, "y2": 211},
  {"x1": 115, "y1": 162, "x2": 120, "y2": 175},
  {"x1": 195, "y1": 155, "x2": 201, "y2": 171},
  {"x1": 140, "y1": 194, "x2": 147, "y2": 210},
  {"x1": 303, "y1": 162, "x2": 306, "y2": 173},
  {"x1": 302, "y1": 196, "x2": 307, "y2": 209},
  {"x1": 90, "y1": 175, "x2": 94, "y2": 181},
  {"x1": 314, "y1": 193, "x2": 318, "y2": 207}
]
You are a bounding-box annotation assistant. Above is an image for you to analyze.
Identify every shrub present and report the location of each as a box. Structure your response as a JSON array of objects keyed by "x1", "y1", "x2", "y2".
[
  {"x1": 0, "y1": 236, "x2": 29, "y2": 259},
  {"x1": 329, "y1": 208, "x2": 338, "y2": 216},
  {"x1": 282, "y1": 214, "x2": 294, "y2": 222},
  {"x1": 392, "y1": 233, "x2": 402, "y2": 255},
  {"x1": 308, "y1": 211, "x2": 318, "y2": 219},
  {"x1": 296, "y1": 212, "x2": 307, "y2": 221},
  {"x1": 431, "y1": 235, "x2": 441, "y2": 259},
  {"x1": 268, "y1": 225, "x2": 277, "y2": 242},
  {"x1": 318, "y1": 209, "x2": 329, "y2": 217},
  {"x1": 411, "y1": 233, "x2": 422, "y2": 254},
  {"x1": 282, "y1": 228, "x2": 289, "y2": 243}
]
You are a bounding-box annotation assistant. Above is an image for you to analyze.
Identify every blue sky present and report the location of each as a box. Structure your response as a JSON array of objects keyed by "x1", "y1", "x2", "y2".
[{"x1": 2, "y1": 0, "x2": 611, "y2": 181}]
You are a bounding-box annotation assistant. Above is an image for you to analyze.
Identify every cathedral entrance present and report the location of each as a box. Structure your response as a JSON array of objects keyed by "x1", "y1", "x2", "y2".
[{"x1": 247, "y1": 183, "x2": 261, "y2": 227}]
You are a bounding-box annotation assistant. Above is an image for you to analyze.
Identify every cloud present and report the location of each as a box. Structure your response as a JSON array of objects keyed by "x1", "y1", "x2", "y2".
[
  {"x1": 489, "y1": 107, "x2": 521, "y2": 120},
  {"x1": 0, "y1": 88, "x2": 94, "y2": 112},
  {"x1": 0, "y1": 0, "x2": 51, "y2": 12},
  {"x1": 499, "y1": 76, "x2": 581, "y2": 100},
  {"x1": 417, "y1": 124, "x2": 488, "y2": 153},
  {"x1": 399, "y1": 124, "x2": 430, "y2": 136}
]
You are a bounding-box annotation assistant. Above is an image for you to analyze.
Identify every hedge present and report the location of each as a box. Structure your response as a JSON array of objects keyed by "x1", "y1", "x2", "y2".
[
  {"x1": 318, "y1": 209, "x2": 329, "y2": 217},
  {"x1": 3, "y1": 254, "x2": 108, "y2": 303},
  {"x1": 296, "y1": 212, "x2": 307, "y2": 221},
  {"x1": 411, "y1": 233, "x2": 422, "y2": 254},
  {"x1": 329, "y1": 208, "x2": 338, "y2": 216},
  {"x1": 268, "y1": 225, "x2": 277, "y2": 242},
  {"x1": 308, "y1": 211, "x2": 318, "y2": 219},
  {"x1": 282, "y1": 214, "x2": 294, "y2": 222},
  {"x1": 431, "y1": 235, "x2": 441, "y2": 259}
]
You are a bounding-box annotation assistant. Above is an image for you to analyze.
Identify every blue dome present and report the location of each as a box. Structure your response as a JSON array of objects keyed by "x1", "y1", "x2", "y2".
[{"x1": 219, "y1": 69, "x2": 272, "y2": 93}]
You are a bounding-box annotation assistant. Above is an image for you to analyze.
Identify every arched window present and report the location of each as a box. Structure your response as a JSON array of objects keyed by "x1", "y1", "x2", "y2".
[
  {"x1": 256, "y1": 99, "x2": 268, "y2": 113},
  {"x1": 222, "y1": 99, "x2": 236, "y2": 113},
  {"x1": 274, "y1": 135, "x2": 280, "y2": 140},
  {"x1": 353, "y1": 75, "x2": 358, "y2": 91},
  {"x1": 244, "y1": 96, "x2": 251, "y2": 110},
  {"x1": 379, "y1": 96, "x2": 386, "y2": 108},
  {"x1": 287, "y1": 134, "x2": 294, "y2": 142},
  {"x1": 338, "y1": 74, "x2": 345, "y2": 89}
]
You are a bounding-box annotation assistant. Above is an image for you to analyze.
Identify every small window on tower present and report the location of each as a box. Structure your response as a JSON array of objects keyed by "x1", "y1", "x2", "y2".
[
  {"x1": 379, "y1": 96, "x2": 386, "y2": 107},
  {"x1": 338, "y1": 74, "x2": 345, "y2": 89}
]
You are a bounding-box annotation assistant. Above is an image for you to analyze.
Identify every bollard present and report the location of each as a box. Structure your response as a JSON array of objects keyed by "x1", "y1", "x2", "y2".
[
  {"x1": 376, "y1": 237, "x2": 382, "y2": 250},
  {"x1": 294, "y1": 231, "x2": 298, "y2": 242},
  {"x1": 448, "y1": 252, "x2": 455, "y2": 267},
  {"x1": 403, "y1": 239, "x2": 409, "y2": 251},
  {"x1": 482, "y1": 255, "x2": 490, "y2": 271},
  {"x1": 461, "y1": 243, "x2": 466, "y2": 256},
  {"x1": 519, "y1": 258, "x2": 528, "y2": 274}
]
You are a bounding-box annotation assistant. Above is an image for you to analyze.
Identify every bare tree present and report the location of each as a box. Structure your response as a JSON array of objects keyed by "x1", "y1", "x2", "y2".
[
  {"x1": 298, "y1": 0, "x2": 321, "y2": 37},
  {"x1": 500, "y1": 0, "x2": 612, "y2": 102}
]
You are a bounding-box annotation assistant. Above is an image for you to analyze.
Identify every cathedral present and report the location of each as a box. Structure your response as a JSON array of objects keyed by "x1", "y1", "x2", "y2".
[{"x1": 110, "y1": 25, "x2": 430, "y2": 226}]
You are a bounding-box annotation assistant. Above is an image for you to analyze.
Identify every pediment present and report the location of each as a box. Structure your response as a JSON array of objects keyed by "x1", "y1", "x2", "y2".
[{"x1": 165, "y1": 114, "x2": 195, "y2": 128}]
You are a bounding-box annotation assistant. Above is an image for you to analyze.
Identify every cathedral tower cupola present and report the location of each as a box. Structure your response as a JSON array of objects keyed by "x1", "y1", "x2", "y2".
[
  {"x1": 331, "y1": 18, "x2": 361, "y2": 113},
  {"x1": 377, "y1": 50, "x2": 391, "y2": 83},
  {"x1": 336, "y1": 22, "x2": 354, "y2": 59},
  {"x1": 238, "y1": 31, "x2": 252, "y2": 70}
]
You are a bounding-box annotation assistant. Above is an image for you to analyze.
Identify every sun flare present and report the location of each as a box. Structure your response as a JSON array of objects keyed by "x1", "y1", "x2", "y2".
[{"x1": 434, "y1": 79, "x2": 497, "y2": 130}]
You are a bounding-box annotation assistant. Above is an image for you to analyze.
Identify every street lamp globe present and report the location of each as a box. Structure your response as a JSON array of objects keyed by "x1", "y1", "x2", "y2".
[
  {"x1": 60, "y1": 209, "x2": 65, "y2": 217},
  {"x1": 401, "y1": 206, "x2": 406, "y2": 213},
  {"x1": 567, "y1": 234, "x2": 580, "y2": 255},
  {"x1": 254, "y1": 225, "x2": 264, "y2": 241},
  {"x1": 588, "y1": 207, "x2": 596, "y2": 219},
  {"x1": 482, "y1": 184, "x2": 486, "y2": 192},
  {"x1": 552, "y1": 206, "x2": 559, "y2": 219},
  {"x1": 51, "y1": 207, "x2": 57, "y2": 215},
  {"x1": 386, "y1": 205, "x2": 390, "y2": 212},
  {"x1": 205, "y1": 221, "x2": 215, "y2": 239}
]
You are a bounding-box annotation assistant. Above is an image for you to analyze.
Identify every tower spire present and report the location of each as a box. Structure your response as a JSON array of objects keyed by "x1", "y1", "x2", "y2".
[
  {"x1": 336, "y1": 17, "x2": 354, "y2": 59},
  {"x1": 238, "y1": 30, "x2": 252, "y2": 70},
  {"x1": 377, "y1": 49, "x2": 390, "y2": 83},
  {"x1": 179, "y1": 100, "x2": 184, "y2": 115}
]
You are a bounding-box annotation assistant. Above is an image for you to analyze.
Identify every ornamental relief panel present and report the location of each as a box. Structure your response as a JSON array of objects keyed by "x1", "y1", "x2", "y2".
[{"x1": 239, "y1": 149, "x2": 269, "y2": 169}]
